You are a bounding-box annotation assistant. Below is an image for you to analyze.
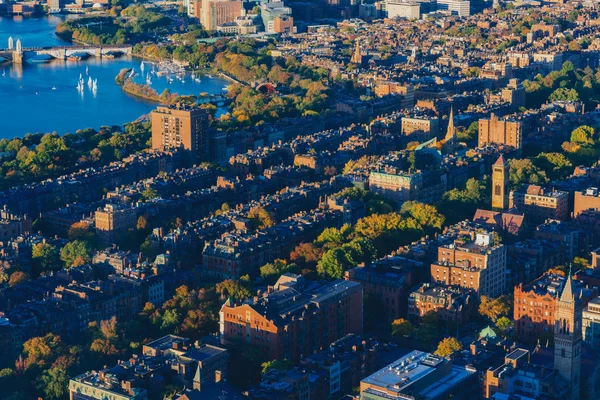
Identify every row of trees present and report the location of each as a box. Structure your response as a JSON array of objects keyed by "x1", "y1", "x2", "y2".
[{"x1": 0, "y1": 123, "x2": 151, "y2": 190}]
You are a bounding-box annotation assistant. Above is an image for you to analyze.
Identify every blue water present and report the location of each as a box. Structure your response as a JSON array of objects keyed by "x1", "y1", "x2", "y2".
[{"x1": 0, "y1": 16, "x2": 230, "y2": 137}]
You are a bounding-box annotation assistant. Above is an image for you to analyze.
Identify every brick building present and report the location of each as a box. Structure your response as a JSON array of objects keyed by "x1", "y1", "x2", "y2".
[
  {"x1": 151, "y1": 105, "x2": 210, "y2": 165},
  {"x1": 513, "y1": 273, "x2": 595, "y2": 343},
  {"x1": 219, "y1": 274, "x2": 363, "y2": 363},
  {"x1": 94, "y1": 204, "x2": 137, "y2": 244},
  {"x1": 509, "y1": 185, "x2": 569, "y2": 225},
  {"x1": 430, "y1": 230, "x2": 507, "y2": 298},
  {"x1": 344, "y1": 255, "x2": 421, "y2": 321},
  {"x1": 478, "y1": 113, "x2": 523, "y2": 149},
  {"x1": 574, "y1": 187, "x2": 600, "y2": 217},
  {"x1": 408, "y1": 283, "x2": 476, "y2": 325}
]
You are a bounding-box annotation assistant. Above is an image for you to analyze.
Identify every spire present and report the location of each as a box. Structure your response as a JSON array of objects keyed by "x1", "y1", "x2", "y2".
[
  {"x1": 443, "y1": 106, "x2": 457, "y2": 153},
  {"x1": 560, "y1": 265, "x2": 574, "y2": 303}
]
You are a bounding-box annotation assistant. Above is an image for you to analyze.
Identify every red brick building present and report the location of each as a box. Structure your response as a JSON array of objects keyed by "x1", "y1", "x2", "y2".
[
  {"x1": 219, "y1": 274, "x2": 363, "y2": 363},
  {"x1": 514, "y1": 273, "x2": 596, "y2": 343}
]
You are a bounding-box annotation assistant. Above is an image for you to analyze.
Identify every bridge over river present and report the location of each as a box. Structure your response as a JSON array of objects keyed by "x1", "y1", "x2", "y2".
[{"x1": 0, "y1": 37, "x2": 132, "y2": 64}]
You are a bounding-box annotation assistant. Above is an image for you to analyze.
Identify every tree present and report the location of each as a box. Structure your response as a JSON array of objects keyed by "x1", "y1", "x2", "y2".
[
  {"x1": 22, "y1": 333, "x2": 65, "y2": 370},
  {"x1": 570, "y1": 125, "x2": 595, "y2": 146},
  {"x1": 8, "y1": 271, "x2": 29, "y2": 287},
  {"x1": 401, "y1": 202, "x2": 445, "y2": 233},
  {"x1": 434, "y1": 337, "x2": 462, "y2": 357},
  {"x1": 36, "y1": 367, "x2": 68, "y2": 399},
  {"x1": 317, "y1": 248, "x2": 347, "y2": 279},
  {"x1": 479, "y1": 295, "x2": 511, "y2": 323},
  {"x1": 215, "y1": 279, "x2": 252, "y2": 300},
  {"x1": 67, "y1": 222, "x2": 96, "y2": 243},
  {"x1": 509, "y1": 159, "x2": 548, "y2": 188},
  {"x1": 290, "y1": 242, "x2": 323, "y2": 267},
  {"x1": 32, "y1": 242, "x2": 59, "y2": 274},
  {"x1": 533, "y1": 152, "x2": 572, "y2": 180},
  {"x1": 549, "y1": 87, "x2": 579, "y2": 102},
  {"x1": 260, "y1": 260, "x2": 298, "y2": 284},
  {"x1": 261, "y1": 359, "x2": 292, "y2": 373},
  {"x1": 391, "y1": 318, "x2": 413, "y2": 337},
  {"x1": 496, "y1": 316, "x2": 513, "y2": 333},
  {"x1": 247, "y1": 206, "x2": 276, "y2": 230},
  {"x1": 141, "y1": 187, "x2": 158, "y2": 201},
  {"x1": 60, "y1": 240, "x2": 91, "y2": 268}
]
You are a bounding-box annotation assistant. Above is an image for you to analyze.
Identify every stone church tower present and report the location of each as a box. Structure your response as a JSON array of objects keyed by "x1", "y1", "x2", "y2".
[
  {"x1": 492, "y1": 155, "x2": 509, "y2": 211},
  {"x1": 554, "y1": 270, "x2": 582, "y2": 400}
]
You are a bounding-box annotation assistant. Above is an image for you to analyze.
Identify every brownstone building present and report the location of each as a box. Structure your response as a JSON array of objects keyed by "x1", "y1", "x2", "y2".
[
  {"x1": 219, "y1": 274, "x2": 363, "y2": 363},
  {"x1": 151, "y1": 105, "x2": 210, "y2": 165},
  {"x1": 478, "y1": 113, "x2": 523, "y2": 149},
  {"x1": 408, "y1": 283, "x2": 476, "y2": 324}
]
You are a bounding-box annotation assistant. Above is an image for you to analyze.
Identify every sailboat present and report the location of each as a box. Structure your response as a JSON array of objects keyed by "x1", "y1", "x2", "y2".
[
  {"x1": 92, "y1": 79, "x2": 97, "y2": 91},
  {"x1": 86, "y1": 66, "x2": 89, "y2": 75},
  {"x1": 140, "y1": 61, "x2": 145, "y2": 73},
  {"x1": 1, "y1": 70, "x2": 5, "y2": 77},
  {"x1": 88, "y1": 76, "x2": 93, "y2": 89}
]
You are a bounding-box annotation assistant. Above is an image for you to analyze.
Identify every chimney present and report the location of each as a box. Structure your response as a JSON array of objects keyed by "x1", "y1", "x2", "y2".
[{"x1": 215, "y1": 370, "x2": 223, "y2": 383}]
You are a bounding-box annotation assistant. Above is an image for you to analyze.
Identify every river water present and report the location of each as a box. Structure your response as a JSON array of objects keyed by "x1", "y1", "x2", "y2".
[{"x1": 0, "y1": 15, "x2": 230, "y2": 137}]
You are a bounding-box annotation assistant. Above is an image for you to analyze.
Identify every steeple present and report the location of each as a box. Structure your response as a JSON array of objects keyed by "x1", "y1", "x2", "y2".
[
  {"x1": 443, "y1": 106, "x2": 457, "y2": 153},
  {"x1": 351, "y1": 39, "x2": 363, "y2": 65},
  {"x1": 560, "y1": 265, "x2": 574, "y2": 303}
]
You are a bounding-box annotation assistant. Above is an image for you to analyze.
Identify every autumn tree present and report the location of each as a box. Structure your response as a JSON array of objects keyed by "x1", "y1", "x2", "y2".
[
  {"x1": 479, "y1": 295, "x2": 512, "y2": 323},
  {"x1": 391, "y1": 318, "x2": 413, "y2": 337},
  {"x1": 289, "y1": 242, "x2": 324, "y2": 268},
  {"x1": 67, "y1": 222, "x2": 96, "y2": 243},
  {"x1": 247, "y1": 206, "x2": 276, "y2": 230},
  {"x1": 434, "y1": 337, "x2": 462, "y2": 357},
  {"x1": 8, "y1": 271, "x2": 29, "y2": 287}
]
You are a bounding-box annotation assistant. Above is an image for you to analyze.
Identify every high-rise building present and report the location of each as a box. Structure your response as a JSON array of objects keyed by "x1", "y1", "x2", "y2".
[
  {"x1": 554, "y1": 270, "x2": 582, "y2": 400},
  {"x1": 492, "y1": 155, "x2": 509, "y2": 210},
  {"x1": 478, "y1": 113, "x2": 523, "y2": 149},
  {"x1": 200, "y1": 0, "x2": 243, "y2": 31},
  {"x1": 151, "y1": 104, "x2": 210, "y2": 164}
]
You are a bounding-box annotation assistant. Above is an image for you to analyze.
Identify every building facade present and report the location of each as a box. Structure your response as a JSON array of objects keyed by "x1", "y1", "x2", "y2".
[
  {"x1": 492, "y1": 155, "x2": 509, "y2": 211},
  {"x1": 151, "y1": 105, "x2": 210, "y2": 165},
  {"x1": 219, "y1": 274, "x2": 363, "y2": 363},
  {"x1": 478, "y1": 113, "x2": 523, "y2": 149}
]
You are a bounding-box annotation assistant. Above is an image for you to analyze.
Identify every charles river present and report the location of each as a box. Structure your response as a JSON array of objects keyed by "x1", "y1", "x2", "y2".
[{"x1": 0, "y1": 15, "x2": 230, "y2": 137}]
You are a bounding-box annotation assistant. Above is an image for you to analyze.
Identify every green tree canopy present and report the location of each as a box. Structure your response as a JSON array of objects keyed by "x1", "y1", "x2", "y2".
[{"x1": 60, "y1": 240, "x2": 91, "y2": 268}]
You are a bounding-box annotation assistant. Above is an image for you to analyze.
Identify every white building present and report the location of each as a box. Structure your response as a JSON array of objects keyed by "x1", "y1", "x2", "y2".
[
  {"x1": 437, "y1": 0, "x2": 470, "y2": 16},
  {"x1": 583, "y1": 297, "x2": 600, "y2": 346},
  {"x1": 386, "y1": 0, "x2": 420, "y2": 19}
]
